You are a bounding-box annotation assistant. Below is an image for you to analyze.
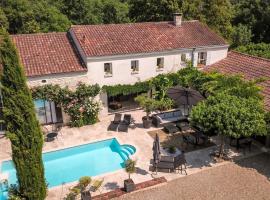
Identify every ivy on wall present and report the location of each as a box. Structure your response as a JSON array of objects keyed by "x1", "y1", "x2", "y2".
[{"x1": 31, "y1": 83, "x2": 101, "y2": 127}]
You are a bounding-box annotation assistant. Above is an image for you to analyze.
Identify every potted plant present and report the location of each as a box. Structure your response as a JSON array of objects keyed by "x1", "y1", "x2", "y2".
[
  {"x1": 124, "y1": 159, "x2": 136, "y2": 192},
  {"x1": 135, "y1": 94, "x2": 157, "y2": 128},
  {"x1": 79, "y1": 176, "x2": 92, "y2": 200},
  {"x1": 168, "y1": 146, "x2": 176, "y2": 154}
]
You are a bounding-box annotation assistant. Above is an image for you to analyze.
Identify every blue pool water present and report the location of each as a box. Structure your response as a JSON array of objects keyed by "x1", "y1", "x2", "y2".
[{"x1": 0, "y1": 138, "x2": 136, "y2": 200}]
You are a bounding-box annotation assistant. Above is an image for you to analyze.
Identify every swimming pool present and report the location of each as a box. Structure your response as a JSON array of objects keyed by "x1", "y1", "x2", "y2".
[{"x1": 0, "y1": 138, "x2": 136, "y2": 200}]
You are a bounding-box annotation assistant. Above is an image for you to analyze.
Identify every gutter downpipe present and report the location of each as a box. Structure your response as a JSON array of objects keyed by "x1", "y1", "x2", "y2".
[{"x1": 191, "y1": 48, "x2": 196, "y2": 67}]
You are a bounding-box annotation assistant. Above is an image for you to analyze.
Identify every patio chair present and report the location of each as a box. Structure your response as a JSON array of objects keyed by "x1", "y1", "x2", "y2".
[
  {"x1": 90, "y1": 178, "x2": 104, "y2": 194},
  {"x1": 155, "y1": 161, "x2": 175, "y2": 173},
  {"x1": 174, "y1": 154, "x2": 187, "y2": 175},
  {"x1": 107, "y1": 113, "x2": 122, "y2": 131}
]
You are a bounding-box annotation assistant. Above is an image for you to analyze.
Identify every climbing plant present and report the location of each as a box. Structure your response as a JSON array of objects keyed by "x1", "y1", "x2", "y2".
[
  {"x1": 31, "y1": 83, "x2": 101, "y2": 127},
  {"x1": 102, "y1": 81, "x2": 151, "y2": 97}
]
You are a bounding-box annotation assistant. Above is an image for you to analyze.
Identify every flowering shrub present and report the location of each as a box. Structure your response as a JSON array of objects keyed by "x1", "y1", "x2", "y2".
[{"x1": 32, "y1": 83, "x2": 101, "y2": 127}]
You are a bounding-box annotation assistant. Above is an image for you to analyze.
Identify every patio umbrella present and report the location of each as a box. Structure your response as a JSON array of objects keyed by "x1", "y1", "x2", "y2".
[
  {"x1": 152, "y1": 134, "x2": 161, "y2": 173},
  {"x1": 167, "y1": 86, "x2": 204, "y2": 113}
]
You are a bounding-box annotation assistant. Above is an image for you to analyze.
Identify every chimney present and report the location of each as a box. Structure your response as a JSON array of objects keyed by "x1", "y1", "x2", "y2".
[{"x1": 173, "y1": 13, "x2": 182, "y2": 26}]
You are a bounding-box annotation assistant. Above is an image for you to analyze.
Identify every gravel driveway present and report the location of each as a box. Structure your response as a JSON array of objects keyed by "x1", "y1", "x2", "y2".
[{"x1": 117, "y1": 153, "x2": 270, "y2": 200}]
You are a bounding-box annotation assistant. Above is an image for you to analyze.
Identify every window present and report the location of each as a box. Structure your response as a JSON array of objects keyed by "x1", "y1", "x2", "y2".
[
  {"x1": 198, "y1": 52, "x2": 207, "y2": 66},
  {"x1": 131, "y1": 60, "x2": 139, "y2": 73},
  {"x1": 34, "y1": 100, "x2": 63, "y2": 125},
  {"x1": 157, "y1": 57, "x2": 164, "y2": 70},
  {"x1": 181, "y1": 54, "x2": 187, "y2": 63},
  {"x1": 104, "y1": 63, "x2": 112, "y2": 76}
]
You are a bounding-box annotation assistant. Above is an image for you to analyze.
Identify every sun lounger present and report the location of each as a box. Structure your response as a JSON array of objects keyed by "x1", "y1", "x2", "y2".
[
  {"x1": 107, "y1": 113, "x2": 122, "y2": 131},
  {"x1": 113, "y1": 113, "x2": 122, "y2": 124},
  {"x1": 118, "y1": 123, "x2": 128, "y2": 132},
  {"x1": 107, "y1": 123, "x2": 119, "y2": 131},
  {"x1": 123, "y1": 114, "x2": 131, "y2": 125}
]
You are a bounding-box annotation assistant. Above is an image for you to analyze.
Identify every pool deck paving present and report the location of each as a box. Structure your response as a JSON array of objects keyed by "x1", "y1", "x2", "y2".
[{"x1": 0, "y1": 109, "x2": 268, "y2": 200}]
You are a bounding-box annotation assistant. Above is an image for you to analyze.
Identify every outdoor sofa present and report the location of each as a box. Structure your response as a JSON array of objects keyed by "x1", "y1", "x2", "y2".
[{"x1": 152, "y1": 110, "x2": 187, "y2": 127}]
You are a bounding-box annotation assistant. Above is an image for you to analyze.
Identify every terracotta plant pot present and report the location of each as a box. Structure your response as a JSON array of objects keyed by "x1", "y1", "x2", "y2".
[{"x1": 81, "y1": 190, "x2": 91, "y2": 200}]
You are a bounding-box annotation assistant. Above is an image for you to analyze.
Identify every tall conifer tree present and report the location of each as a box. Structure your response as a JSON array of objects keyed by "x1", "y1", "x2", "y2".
[{"x1": 0, "y1": 29, "x2": 46, "y2": 200}]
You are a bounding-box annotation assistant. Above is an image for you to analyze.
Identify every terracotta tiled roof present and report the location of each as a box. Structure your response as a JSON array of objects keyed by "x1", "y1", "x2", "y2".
[
  {"x1": 206, "y1": 51, "x2": 270, "y2": 110},
  {"x1": 70, "y1": 21, "x2": 228, "y2": 57},
  {"x1": 12, "y1": 32, "x2": 86, "y2": 77}
]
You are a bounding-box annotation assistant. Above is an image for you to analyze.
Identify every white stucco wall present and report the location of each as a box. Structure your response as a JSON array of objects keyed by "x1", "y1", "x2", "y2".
[
  {"x1": 206, "y1": 48, "x2": 228, "y2": 65},
  {"x1": 86, "y1": 53, "x2": 188, "y2": 86},
  {"x1": 86, "y1": 46, "x2": 228, "y2": 86}
]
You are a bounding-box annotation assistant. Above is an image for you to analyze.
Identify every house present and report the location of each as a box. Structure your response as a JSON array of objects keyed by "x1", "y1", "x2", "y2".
[
  {"x1": 206, "y1": 51, "x2": 270, "y2": 146},
  {"x1": 9, "y1": 13, "x2": 229, "y2": 125}
]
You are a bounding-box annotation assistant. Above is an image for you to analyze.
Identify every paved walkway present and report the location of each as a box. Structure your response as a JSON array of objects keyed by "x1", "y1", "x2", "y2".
[
  {"x1": 117, "y1": 154, "x2": 270, "y2": 200},
  {"x1": 0, "y1": 110, "x2": 267, "y2": 200}
]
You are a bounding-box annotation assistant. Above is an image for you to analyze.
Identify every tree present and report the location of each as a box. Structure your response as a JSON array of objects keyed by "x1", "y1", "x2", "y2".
[
  {"x1": 231, "y1": 24, "x2": 253, "y2": 47},
  {"x1": 135, "y1": 94, "x2": 158, "y2": 119},
  {"x1": 0, "y1": 29, "x2": 46, "y2": 199},
  {"x1": 190, "y1": 93, "x2": 267, "y2": 157},
  {"x1": 125, "y1": 159, "x2": 136, "y2": 180},
  {"x1": 0, "y1": 8, "x2": 9, "y2": 30},
  {"x1": 202, "y1": 0, "x2": 233, "y2": 39},
  {"x1": 128, "y1": 0, "x2": 180, "y2": 22},
  {"x1": 102, "y1": 0, "x2": 130, "y2": 24},
  {"x1": 181, "y1": 0, "x2": 205, "y2": 22},
  {"x1": 60, "y1": 0, "x2": 129, "y2": 25},
  {"x1": 202, "y1": 74, "x2": 263, "y2": 100},
  {"x1": 236, "y1": 43, "x2": 270, "y2": 59},
  {"x1": 233, "y1": 0, "x2": 270, "y2": 43},
  {"x1": 1, "y1": 0, "x2": 70, "y2": 34}
]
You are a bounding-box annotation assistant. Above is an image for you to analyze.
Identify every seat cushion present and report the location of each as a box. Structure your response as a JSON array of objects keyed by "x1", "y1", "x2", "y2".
[
  {"x1": 173, "y1": 111, "x2": 182, "y2": 117},
  {"x1": 158, "y1": 113, "x2": 165, "y2": 119},
  {"x1": 164, "y1": 112, "x2": 173, "y2": 118}
]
